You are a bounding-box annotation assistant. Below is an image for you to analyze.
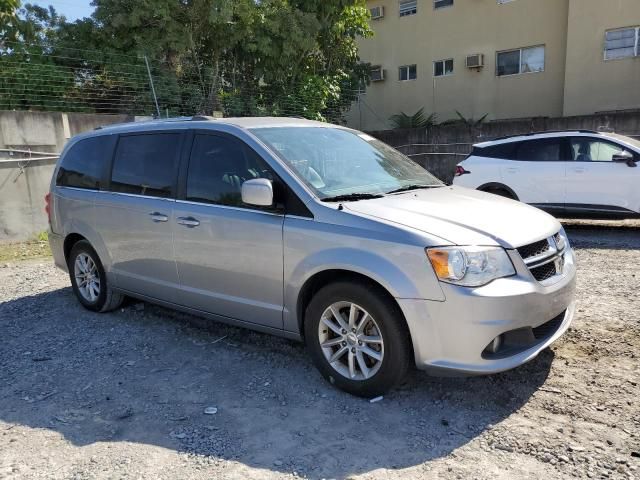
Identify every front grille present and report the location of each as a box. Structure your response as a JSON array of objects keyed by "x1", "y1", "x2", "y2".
[
  {"x1": 517, "y1": 239, "x2": 551, "y2": 261},
  {"x1": 532, "y1": 311, "x2": 565, "y2": 340},
  {"x1": 530, "y1": 262, "x2": 557, "y2": 282},
  {"x1": 517, "y1": 232, "x2": 566, "y2": 284}
]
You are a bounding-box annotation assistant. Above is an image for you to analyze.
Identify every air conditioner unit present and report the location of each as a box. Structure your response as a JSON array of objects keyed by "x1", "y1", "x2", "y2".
[
  {"x1": 466, "y1": 54, "x2": 485, "y2": 69},
  {"x1": 370, "y1": 66, "x2": 385, "y2": 82},
  {"x1": 369, "y1": 6, "x2": 384, "y2": 20}
]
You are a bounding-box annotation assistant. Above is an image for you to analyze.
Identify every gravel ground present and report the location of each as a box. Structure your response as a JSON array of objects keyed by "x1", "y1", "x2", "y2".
[{"x1": 0, "y1": 221, "x2": 638, "y2": 479}]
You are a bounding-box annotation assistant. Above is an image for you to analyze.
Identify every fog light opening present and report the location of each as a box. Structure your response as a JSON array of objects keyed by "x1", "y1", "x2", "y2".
[{"x1": 485, "y1": 335, "x2": 504, "y2": 354}]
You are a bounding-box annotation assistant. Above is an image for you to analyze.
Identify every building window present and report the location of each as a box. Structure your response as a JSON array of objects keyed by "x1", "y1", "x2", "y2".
[
  {"x1": 434, "y1": 59, "x2": 454, "y2": 76},
  {"x1": 399, "y1": 64, "x2": 417, "y2": 81},
  {"x1": 496, "y1": 45, "x2": 545, "y2": 76},
  {"x1": 604, "y1": 27, "x2": 639, "y2": 60},
  {"x1": 399, "y1": 0, "x2": 417, "y2": 17},
  {"x1": 434, "y1": 0, "x2": 453, "y2": 9}
]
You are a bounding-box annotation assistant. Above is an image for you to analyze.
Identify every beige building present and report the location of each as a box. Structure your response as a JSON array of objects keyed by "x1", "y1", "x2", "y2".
[{"x1": 348, "y1": 0, "x2": 640, "y2": 131}]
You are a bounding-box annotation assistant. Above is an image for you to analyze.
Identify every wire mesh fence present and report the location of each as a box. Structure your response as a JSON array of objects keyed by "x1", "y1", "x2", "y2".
[{"x1": 0, "y1": 42, "x2": 365, "y2": 122}]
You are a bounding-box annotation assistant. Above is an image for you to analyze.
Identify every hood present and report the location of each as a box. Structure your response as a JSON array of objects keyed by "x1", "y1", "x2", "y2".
[{"x1": 344, "y1": 186, "x2": 560, "y2": 248}]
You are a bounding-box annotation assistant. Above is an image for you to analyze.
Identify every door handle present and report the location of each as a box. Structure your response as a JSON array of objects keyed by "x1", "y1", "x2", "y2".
[
  {"x1": 573, "y1": 167, "x2": 586, "y2": 173},
  {"x1": 149, "y1": 212, "x2": 169, "y2": 222},
  {"x1": 506, "y1": 167, "x2": 519, "y2": 173},
  {"x1": 177, "y1": 216, "x2": 200, "y2": 228}
]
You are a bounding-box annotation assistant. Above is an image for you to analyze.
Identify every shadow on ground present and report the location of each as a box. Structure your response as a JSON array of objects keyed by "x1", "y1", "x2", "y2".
[
  {"x1": 0, "y1": 285, "x2": 554, "y2": 478},
  {"x1": 563, "y1": 221, "x2": 640, "y2": 250}
]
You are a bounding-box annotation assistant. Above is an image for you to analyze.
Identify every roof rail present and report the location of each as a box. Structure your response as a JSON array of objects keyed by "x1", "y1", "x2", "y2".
[
  {"x1": 94, "y1": 115, "x2": 216, "y2": 130},
  {"x1": 488, "y1": 129, "x2": 603, "y2": 142}
]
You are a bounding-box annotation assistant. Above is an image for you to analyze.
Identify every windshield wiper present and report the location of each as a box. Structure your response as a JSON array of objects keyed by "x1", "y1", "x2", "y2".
[
  {"x1": 386, "y1": 184, "x2": 442, "y2": 194},
  {"x1": 321, "y1": 192, "x2": 384, "y2": 202}
]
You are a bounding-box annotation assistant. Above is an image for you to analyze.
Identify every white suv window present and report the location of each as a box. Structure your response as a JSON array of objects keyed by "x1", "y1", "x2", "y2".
[
  {"x1": 516, "y1": 138, "x2": 564, "y2": 162},
  {"x1": 570, "y1": 138, "x2": 628, "y2": 162}
]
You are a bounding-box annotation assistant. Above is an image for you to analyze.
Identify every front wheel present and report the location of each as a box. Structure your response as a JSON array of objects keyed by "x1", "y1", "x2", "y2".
[{"x1": 304, "y1": 282, "x2": 412, "y2": 397}]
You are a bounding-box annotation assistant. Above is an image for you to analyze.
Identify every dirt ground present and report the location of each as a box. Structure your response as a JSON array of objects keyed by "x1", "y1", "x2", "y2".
[{"x1": 0, "y1": 221, "x2": 638, "y2": 479}]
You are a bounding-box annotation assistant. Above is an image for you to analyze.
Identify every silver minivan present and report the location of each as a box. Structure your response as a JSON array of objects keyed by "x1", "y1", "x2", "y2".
[{"x1": 48, "y1": 117, "x2": 576, "y2": 397}]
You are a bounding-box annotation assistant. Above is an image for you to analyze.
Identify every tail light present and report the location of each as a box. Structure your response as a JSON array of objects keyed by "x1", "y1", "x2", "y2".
[
  {"x1": 45, "y1": 193, "x2": 51, "y2": 224},
  {"x1": 455, "y1": 165, "x2": 470, "y2": 176}
]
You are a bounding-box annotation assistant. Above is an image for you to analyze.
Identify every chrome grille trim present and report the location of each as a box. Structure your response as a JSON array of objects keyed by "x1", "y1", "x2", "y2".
[{"x1": 517, "y1": 232, "x2": 567, "y2": 284}]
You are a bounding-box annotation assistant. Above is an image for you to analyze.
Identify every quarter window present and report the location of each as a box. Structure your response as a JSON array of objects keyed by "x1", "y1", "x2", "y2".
[
  {"x1": 186, "y1": 134, "x2": 274, "y2": 207},
  {"x1": 434, "y1": 0, "x2": 453, "y2": 9},
  {"x1": 399, "y1": 64, "x2": 417, "y2": 81},
  {"x1": 56, "y1": 135, "x2": 114, "y2": 190},
  {"x1": 399, "y1": 0, "x2": 417, "y2": 17},
  {"x1": 434, "y1": 59, "x2": 454, "y2": 77},
  {"x1": 516, "y1": 139, "x2": 564, "y2": 162},
  {"x1": 570, "y1": 138, "x2": 630, "y2": 162},
  {"x1": 110, "y1": 133, "x2": 181, "y2": 198},
  {"x1": 497, "y1": 45, "x2": 545, "y2": 76},
  {"x1": 604, "y1": 27, "x2": 639, "y2": 60}
]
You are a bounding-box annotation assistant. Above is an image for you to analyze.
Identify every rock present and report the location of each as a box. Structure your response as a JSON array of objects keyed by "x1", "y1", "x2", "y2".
[
  {"x1": 274, "y1": 460, "x2": 283, "y2": 466},
  {"x1": 204, "y1": 407, "x2": 218, "y2": 415},
  {"x1": 369, "y1": 396, "x2": 383, "y2": 403}
]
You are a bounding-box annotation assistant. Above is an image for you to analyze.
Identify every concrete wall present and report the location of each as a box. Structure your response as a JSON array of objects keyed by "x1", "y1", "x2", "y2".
[
  {"x1": 563, "y1": 0, "x2": 640, "y2": 116},
  {"x1": 0, "y1": 111, "x2": 134, "y2": 241}
]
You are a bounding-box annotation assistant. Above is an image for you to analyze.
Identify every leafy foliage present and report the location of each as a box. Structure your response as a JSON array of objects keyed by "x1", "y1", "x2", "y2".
[
  {"x1": 389, "y1": 108, "x2": 437, "y2": 129},
  {"x1": 0, "y1": 0, "x2": 373, "y2": 121},
  {"x1": 454, "y1": 110, "x2": 489, "y2": 127}
]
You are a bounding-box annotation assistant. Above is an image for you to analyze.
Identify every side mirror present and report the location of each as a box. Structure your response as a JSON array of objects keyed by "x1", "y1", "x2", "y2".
[
  {"x1": 241, "y1": 178, "x2": 274, "y2": 206},
  {"x1": 612, "y1": 150, "x2": 637, "y2": 167}
]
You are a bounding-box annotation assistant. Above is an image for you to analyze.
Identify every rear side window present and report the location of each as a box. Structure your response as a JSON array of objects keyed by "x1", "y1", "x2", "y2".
[
  {"x1": 110, "y1": 133, "x2": 181, "y2": 198},
  {"x1": 473, "y1": 142, "x2": 518, "y2": 159},
  {"x1": 186, "y1": 134, "x2": 274, "y2": 207},
  {"x1": 516, "y1": 139, "x2": 565, "y2": 161},
  {"x1": 56, "y1": 135, "x2": 114, "y2": 190}
]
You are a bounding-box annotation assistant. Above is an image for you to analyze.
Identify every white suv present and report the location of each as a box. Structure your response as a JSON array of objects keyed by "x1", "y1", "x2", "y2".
[{"x1": 453, "y1": 130, "x2": 640, "y2": 219}]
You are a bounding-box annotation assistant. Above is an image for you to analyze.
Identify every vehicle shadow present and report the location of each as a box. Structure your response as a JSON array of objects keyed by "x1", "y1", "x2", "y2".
[
  {"x1": 562, "y1": 221, "x2": 640, "y2": 250},
  {"x1": 0, "y1": 287, "x2": 554, "y2": 478}
]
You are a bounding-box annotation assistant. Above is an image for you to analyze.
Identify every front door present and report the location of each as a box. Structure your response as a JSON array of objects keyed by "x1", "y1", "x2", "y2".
[
  {"x1": 173, "y1": 132, "x2": 285, "y2": 329},
  {"x1": 95, "y1": 132, "x2": 184, "y2": 303},
  {"x1": 566, "y1": 137, "x2": 640, "y2": 215}
]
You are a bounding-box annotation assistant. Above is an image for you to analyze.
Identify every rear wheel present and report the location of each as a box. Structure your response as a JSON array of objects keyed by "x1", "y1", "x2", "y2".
[
  {"x1": 68, "y1": 240, "x2": 124, "y2": 312},
  {"x1": 304, "y1": 282, "x2": 411, "y2": 397}
]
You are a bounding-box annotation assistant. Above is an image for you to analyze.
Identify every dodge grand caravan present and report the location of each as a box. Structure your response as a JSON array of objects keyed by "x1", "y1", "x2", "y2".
[{"x1": 48, "y1": 117, "x2": 576, "y2": 397}]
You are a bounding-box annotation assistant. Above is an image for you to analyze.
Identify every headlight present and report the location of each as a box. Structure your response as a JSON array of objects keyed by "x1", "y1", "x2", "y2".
[
  {"x1": 426, "y1": 246, "x2": 515, "y2": 287},
  {"x1": 556, "y1": 227, "x2": 569, "y2": 251}
]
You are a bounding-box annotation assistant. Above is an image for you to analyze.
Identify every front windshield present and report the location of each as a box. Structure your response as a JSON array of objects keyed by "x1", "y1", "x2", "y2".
[{"x1": 250, "y1": 126, "x2": 442, "y2": 199}]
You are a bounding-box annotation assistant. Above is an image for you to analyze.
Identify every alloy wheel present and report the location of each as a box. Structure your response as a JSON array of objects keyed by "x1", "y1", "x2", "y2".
[
  {"x1": 74, "y1": 253, "x2": 100, "y2": 303},
  {"x1": 317, "y1": 301, "x2": 384, "y2": 381}
]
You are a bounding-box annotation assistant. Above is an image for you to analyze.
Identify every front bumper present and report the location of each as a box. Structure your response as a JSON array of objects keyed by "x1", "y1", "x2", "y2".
[{"x1": 398, "y1": 248, "x2": 577, "y2": 375}]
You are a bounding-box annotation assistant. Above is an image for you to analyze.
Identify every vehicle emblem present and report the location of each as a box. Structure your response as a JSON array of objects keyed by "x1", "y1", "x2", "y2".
[{"x1": 554, "y1": 255, "x2": 564, "y2": 275}]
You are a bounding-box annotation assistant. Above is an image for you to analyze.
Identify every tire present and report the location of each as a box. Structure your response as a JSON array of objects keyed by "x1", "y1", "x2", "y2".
[
  {"x1": 304, "y1": 281, "x2": 412, "y2": 397},
  {"x1": 67, "y1": 240, "x2": 124, "y2": 313}
]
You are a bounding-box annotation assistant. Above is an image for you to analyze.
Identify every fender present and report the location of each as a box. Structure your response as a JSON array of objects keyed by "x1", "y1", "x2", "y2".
[
  {"x1": 283, "y1": 247, "x2": 445, "y2": 333},
  {"x1": 477, "y1": 182, "x2": 519, "y2": 200}
]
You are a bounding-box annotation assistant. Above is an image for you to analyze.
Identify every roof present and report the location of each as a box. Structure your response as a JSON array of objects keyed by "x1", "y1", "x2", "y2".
[
  {"x1": 94, "y1": 116, "x2": 333, "y2": 133},
  {"x1": 473, "y1": 130, "x2": 606, "y2": 147}
]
